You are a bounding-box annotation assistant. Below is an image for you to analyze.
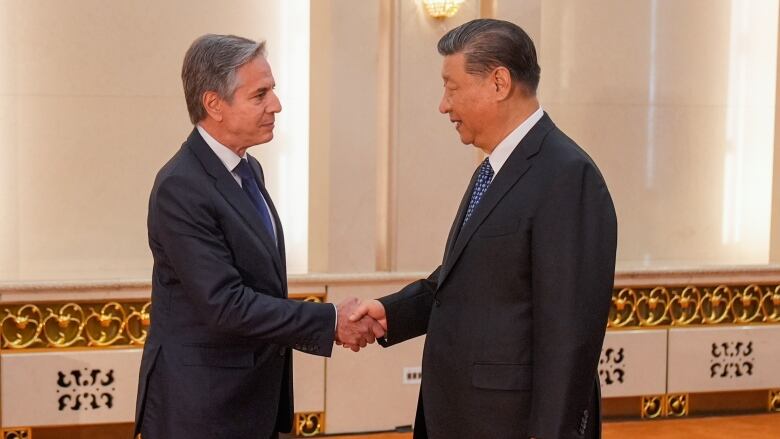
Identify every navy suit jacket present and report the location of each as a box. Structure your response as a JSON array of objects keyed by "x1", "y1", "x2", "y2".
[
  {"x1": 134, "y1": 129, "x2": 335, "y2": 439},
  {"x1": 379, "y1": 113, "x2": 617, "y2": 439}
]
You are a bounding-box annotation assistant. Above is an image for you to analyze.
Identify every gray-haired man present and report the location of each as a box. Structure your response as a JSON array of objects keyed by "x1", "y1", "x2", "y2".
[{"x1": 134, "y1": 34, "x2": 383, "y2": 439}]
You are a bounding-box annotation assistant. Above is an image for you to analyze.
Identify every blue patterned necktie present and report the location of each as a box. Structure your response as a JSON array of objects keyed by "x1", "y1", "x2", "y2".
[
  {"x1": 234, "y1": 159, "x2": 276, "y2": 242},
  {"x1": 462, "y1": 158, "x2": 494, "y2": 226}
]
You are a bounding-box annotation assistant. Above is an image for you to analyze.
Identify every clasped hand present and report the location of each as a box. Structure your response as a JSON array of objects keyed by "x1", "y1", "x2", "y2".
[{"x1": 334, "y1": 298, "x2": 387, "y2": 352}]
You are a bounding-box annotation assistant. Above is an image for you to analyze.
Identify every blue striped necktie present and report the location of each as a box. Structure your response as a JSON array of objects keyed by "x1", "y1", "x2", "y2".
[
  {"x1": 234, "y1": 159, "x2": 275, "y2": 241},
  {"x1": 462, "y1": 158, "x2": 494, "y2": 226}
]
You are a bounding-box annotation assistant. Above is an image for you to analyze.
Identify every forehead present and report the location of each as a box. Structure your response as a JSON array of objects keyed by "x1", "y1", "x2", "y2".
[
  {"x1": 441, "y1": 52, "x2": 468, "y2": 80},
  {"x1": 236, "y1": 56, "x2": 274, "y2": 88}
]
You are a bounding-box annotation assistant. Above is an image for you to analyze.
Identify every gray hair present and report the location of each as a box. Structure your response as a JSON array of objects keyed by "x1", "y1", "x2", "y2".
[
  {"x1": 438, "y1": 19, "x2": 540, "y2": 94},
  {"x1": 181, "y1": 34, "x2": 266, "y2": 124}
]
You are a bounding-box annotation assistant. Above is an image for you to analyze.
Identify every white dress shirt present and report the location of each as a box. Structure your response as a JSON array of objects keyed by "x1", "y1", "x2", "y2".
[
  {"x1": 488, "y1": 106, "x2": 544, "y2": 178},
  {"x1": 196, "y1": 125, "x2": 277, "y2": 241}
]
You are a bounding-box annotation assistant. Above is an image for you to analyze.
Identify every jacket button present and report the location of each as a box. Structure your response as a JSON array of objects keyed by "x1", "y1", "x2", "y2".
[
  {"x1": 279, "y1": 347, "x2": 286, "y2": 356},
  {"x1": 434, "y1": 299, "x2": 441, "y2": 307}
]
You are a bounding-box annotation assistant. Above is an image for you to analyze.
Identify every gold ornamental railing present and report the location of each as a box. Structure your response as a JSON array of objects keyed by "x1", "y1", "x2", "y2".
[
  {"x1": 3, "y1": 283, "x2": 779, "y2": 349},
  {"x1": 608, "y1": 284, "x2": 780, "y2": 328},
  {"x1": 1, "y1": 293, "x2": 324, "y2": 350}
]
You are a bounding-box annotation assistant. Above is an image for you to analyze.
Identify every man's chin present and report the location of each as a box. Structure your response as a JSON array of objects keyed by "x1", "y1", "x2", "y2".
[{"x1": 252, "y1": 133, "x2": 273, "y2": 146}]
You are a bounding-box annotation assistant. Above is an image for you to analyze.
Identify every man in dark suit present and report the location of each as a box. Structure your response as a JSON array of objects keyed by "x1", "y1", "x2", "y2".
[
  {"x1": 350, "y1": 19, "x2": 617, "y2": 438},
  {"x1": 134, "y1": 34, "x2": 382, "y2": 439}
]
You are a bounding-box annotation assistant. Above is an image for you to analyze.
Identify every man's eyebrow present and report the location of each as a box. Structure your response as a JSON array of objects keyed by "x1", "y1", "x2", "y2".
[{"x1": 251, "y1": 85, "x2": 274, "y2": 95}]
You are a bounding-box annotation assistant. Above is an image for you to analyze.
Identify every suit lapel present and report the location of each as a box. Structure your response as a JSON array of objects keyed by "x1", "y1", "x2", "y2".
[
  {"x1": 185, "y1": 129, "x2": 285, "y2": 282},
  {"x1": 437, "y1": 113, "x2": 555, "y2": 288},
  {"x1": 441, "y1": 166, "x2": 480, "y2": 266}
]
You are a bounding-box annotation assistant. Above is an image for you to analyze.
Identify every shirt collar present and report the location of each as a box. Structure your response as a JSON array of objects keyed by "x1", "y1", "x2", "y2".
[
  {"x1": 488, "y1": 107, "x2": 544, "y2": 176},
  {"x1": 196, "y1": 125, "x2": 245, "y2": 172}
]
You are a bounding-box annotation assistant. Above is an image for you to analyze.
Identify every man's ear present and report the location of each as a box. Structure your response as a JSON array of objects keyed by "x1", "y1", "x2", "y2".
[
  {"x1": 202, "y1": 91, "x2": 223, "y2": 122},
  {"x1": 492, "y1": 66, "x2": 513, "y2": 101}
]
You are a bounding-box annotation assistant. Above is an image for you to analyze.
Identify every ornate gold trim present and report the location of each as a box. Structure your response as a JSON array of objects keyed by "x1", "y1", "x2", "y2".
[
  {"x1": 1, "y1": 293, "x2": 327, "y2": 351},
  {"x1": 769, "y1": 389, "x2": 780, "y2": 412},
  {"x1": 1, "y1": 302, "x2": 149, "y2": 350},
  {"x1": 640, "y1": 395, "x2": 665, "y2": 419},
  {"x1": 609, "y1": 284, "x2": 780, "y2": 328},
  {"x1": 294, "y1": 411, "x2": 324, "y2": 436},
  {"x1": 666, "y1": 394, "x2": 689, "y2": 417},
  {"x1": 2, "y1": 428, "x2": 32, "y2": 439}
]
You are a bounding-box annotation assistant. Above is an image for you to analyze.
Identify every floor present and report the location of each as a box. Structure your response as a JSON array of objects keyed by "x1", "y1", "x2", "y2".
[{"x1": 324, "y1": 413, "x2": 780, "y2": 438}]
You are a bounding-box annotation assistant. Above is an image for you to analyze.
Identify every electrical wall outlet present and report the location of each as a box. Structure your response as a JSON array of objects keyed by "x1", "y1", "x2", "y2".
[{"x1": 403, "y1": 366, "x2": 422, "y2": 384}]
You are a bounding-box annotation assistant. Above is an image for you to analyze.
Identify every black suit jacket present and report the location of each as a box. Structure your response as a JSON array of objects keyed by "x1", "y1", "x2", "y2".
[
  {"x1": 379, "y1": 113, "x2": 617, "y2": 439},
  {"x1": 134, "y1": 129, "x2": 336, "y2": 439}
]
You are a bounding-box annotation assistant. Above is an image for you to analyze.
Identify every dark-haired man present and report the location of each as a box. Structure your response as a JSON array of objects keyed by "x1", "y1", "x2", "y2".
[{"x1": 352, "y1": 19, "x2": 617, "y2": 439}]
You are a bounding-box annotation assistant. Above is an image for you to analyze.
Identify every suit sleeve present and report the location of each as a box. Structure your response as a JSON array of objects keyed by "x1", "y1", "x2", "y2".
[
  {"x1": 527, "y1": 160, "x2": 617, "y2": 439},
  {"x1": 152, "y1": 175, "x2": 335, "y2": 357},
  {"x1": 377, "y1": 266, "x2": 442, "y2": 347}
]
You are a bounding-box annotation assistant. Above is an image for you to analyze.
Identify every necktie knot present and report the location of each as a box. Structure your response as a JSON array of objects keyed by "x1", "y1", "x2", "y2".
[
  {"x1": 234, "y1": 158, "x2": 253, "y2": 180},
  {"x1": 478, "y1": 158, "x2": 494, "y2": 180}
]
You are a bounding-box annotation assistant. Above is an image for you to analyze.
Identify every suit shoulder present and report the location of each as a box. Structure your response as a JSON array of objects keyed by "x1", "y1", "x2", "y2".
[
  {"x1": 541, "y1": 128, "x2": 606, "y2": 178},
  {"x1": 152, "y1": 146, "x2": 206, "y2": 189},
  {"x1": 149, "y1": 145, "x2": 213, "y2": 211}
]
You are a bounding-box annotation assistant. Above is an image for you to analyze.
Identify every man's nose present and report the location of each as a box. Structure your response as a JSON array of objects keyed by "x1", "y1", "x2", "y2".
[
  {"x1": 438, "y1": 95, "x2": 449, "y2": 114},
  {"x1": 269, "y1": 90, "x2": 282, "y2": 113}
]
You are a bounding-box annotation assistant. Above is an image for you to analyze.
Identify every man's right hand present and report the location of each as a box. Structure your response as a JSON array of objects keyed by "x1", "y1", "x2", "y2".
[
  {"x1": 349, "y1": 299, "x2": 387, "y2": 330},
  {"x1": 335, "y1": 297, "x2": 386, "y2": 352}
]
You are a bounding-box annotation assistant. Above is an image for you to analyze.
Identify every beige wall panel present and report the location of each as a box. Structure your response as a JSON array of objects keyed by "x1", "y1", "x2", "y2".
[
  {"x1": 309, "y1": 0, "x2": 381, "y2": 273},
  {"x1": 539, "y1": 0, "x2": 734, "y2": 106},
  {"x1": 1, "y1": 349, "x2": 141, "y2": 427},
  {"x1": 668, "y1": 326, "x2": 780, "y2": 393},
  {"x1": 324, "y1": 281, "x2": 424, "y2": 433},
  {"x1": 772, "y1": 5, "x2": 780, "y2": 263},
  {"x1": 393, "y1": 1, "x2": 482, "y2": 271},
  {"x1": 0, "y1": 1, "x2": 19, "y2": 279},
  {"x1": 14, "y1": 96, "x2": 187, "y2": 280},
  {"x1": 1, "y1": 0, "x2": 289, "y2": 98},
  {"x1": 544, "y1": 103, "x2": 772, "y2": 267},
  {"x1": 494, "y1": 0, "x2": 542, "y2": 43},
  {"x1": 290, "y1": 282, "x2": 328, "y2": 412},
  {"x1": 292, "y1": 352, "x2": 325, "y2": 413},
  {"x1": 0, "y1": 97, "x2": 19, "y2": 279},
  {"x1": 599, "y1": 330, "x2": 667, "y2": 398},
  {"x1": 539, "y1": 0, "x2": 778, "y2": 267}
]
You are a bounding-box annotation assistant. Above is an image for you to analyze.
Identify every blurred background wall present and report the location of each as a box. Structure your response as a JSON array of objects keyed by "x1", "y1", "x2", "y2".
[{"x1": 0, "y1": 0, "x2": 778, "y2": 281}]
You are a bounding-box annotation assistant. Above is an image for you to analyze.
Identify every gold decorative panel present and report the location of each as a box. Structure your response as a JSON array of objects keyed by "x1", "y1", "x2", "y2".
[
  {"x1": 2, "y1": 428, "x2": 32, "y2": 439},
  {"x1": 609, "y1": 284, "x2": 780, "y2": 328},
  {"x1": 1, "y1": 302, "x2": 150, "y2": 350},
  {"x1": 294, "y1": 412, "x2": 324, "y2": 436},
  {"x1": 770, "y1": 390, "x2": 780, "y2": 412},
  {"x1": 1, "y1": 293, "x2": 325, "y2": 351},
  {"x1": 666, "y1": 394, "x2": 689, "y2": 417},
  {"x1": 640, "y1": 395, "x2": 665, "y2": 419}
]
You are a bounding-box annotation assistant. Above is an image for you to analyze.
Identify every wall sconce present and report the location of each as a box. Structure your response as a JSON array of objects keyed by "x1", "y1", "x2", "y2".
[{"x1": 423, "y1": 0, "x2": 465, "y2": 19}]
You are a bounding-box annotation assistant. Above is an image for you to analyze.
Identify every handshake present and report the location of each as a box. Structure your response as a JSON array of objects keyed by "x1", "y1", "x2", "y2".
[{"x1": 334, "y1": 298, "x2": 387, "y2": 352}]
